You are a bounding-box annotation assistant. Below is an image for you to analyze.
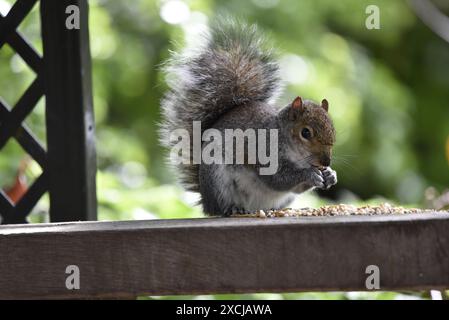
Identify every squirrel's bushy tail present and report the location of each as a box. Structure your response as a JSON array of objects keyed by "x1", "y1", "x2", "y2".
[{"x1": 160, "y1": 19, "x2": 281, "y2": 192}]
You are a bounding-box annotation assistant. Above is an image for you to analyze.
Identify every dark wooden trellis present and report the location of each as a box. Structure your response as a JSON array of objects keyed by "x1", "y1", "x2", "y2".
[{"x1": 0, "y1": 0, "x2": 96, "y2": 224}]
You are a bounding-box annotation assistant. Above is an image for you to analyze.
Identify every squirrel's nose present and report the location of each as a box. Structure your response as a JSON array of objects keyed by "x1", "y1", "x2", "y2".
[{"x1": 320, "y1": 155, "x2": 331, "y2": 167}]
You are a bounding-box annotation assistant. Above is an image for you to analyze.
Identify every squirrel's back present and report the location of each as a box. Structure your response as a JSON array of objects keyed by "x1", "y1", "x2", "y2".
[{"x1": 159, "y1": 19, "x2": 282, "y2": 192}]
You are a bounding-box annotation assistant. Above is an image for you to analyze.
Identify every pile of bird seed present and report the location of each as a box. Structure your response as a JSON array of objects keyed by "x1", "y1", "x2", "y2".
[{"x1": 232, "y1": 203, "x2": 442, "y2": 218}]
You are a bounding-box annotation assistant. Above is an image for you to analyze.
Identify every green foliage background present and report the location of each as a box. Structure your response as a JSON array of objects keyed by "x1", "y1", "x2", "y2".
[{"x1": 1, "y1": 0, "x2": 448, "y2": 299}]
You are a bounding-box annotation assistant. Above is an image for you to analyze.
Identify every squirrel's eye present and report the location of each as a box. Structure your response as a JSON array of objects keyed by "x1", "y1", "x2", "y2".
[{"x1": 301, "y1": 128, "x2": 312, "y2": 140}]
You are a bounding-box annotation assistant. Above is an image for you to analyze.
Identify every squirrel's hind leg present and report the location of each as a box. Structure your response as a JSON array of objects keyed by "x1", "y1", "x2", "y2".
[{"x1": 199, "y1": 164, "x2": 236, "y2": 216}]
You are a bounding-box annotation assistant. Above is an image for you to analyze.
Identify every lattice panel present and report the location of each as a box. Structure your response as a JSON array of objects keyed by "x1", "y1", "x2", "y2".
[
  {"x1": 0, "y1": 0, "x2": 47, "y2": 224},
  {"x1": 1, "y1": 0, "x2": 97, "y2": 224}
]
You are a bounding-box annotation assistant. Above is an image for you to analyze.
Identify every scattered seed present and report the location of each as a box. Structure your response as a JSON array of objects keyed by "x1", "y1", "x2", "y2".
[{"x1": 231, "y1": 203, "x2": 447, "y2": 218}]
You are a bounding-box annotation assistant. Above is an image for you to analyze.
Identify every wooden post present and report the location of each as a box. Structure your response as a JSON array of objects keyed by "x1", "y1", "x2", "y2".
[{"x1": 40, "y1": 0, "x2": 97, "y2": 222}]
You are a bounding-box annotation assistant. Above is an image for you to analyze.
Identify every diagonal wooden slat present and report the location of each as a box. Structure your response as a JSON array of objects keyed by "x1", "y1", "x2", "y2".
[
  {"x1": 0, "y1": 193, "x2": 14, "y2": 224},
  {"x1": 0, "y1": 0, "x2": 38, "y2": 49},
  {"x1": 0, "y1": 190, "x2": 14, "y2": 222},
  {"x1": 14, "y1": 126, "x2": 47, "y2": 168},
  {"x1": 6, "y1": 30, "x2": 42, "y2": 74},
  {"x1": 2, "y1": 172, "x2": 48, "y2": 224},
  {"x1": 0, "y1": 13, "x2": 42, "y2": 74},
  {"x1": 0, "y1": 78, "x2": 43, "y2": 149},
  {"x1": 0, "y1": 99, "x2": 47, "y2": 168}
]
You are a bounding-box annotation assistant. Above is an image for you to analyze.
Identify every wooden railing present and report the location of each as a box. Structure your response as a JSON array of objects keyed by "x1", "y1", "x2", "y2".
[{"x1": 1, "y1": 212, "x2": 448, "y2": 299}]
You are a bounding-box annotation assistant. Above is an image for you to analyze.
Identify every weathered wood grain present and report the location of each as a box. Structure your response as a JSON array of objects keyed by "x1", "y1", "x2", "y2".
[{"x1": 0, "y1": 213, "x2": 448, "y2": 299}]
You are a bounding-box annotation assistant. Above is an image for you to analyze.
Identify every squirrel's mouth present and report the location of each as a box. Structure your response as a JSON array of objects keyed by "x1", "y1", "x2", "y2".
[
  {"x1": 311, "y1": 164, "x2": 326, "y2": 170},
  {"x1": 310, "y1": 156, "x2": 331, "y2": 168}
]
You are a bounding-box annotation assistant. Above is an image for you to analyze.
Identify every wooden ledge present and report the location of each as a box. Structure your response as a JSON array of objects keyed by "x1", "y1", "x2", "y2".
[{"x1": 1, "y1": 212, "x2": 448, "y2": 299}]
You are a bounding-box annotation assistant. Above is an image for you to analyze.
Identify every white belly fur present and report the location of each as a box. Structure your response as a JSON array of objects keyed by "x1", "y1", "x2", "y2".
[{"x1": 214, "y1": 165, "x2": 294, "y2": 211}]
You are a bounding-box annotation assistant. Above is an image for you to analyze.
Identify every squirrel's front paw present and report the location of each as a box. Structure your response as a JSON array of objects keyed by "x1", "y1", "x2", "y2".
[
  {"x1": 320, "y1": 167, "x2": 337, "y2": 189},
  {"x1": 308, "y1": 167, "x2": 325, "y2": 189}
]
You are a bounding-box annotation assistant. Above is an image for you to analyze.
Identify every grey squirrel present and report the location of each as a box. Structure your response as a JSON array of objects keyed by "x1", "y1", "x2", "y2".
[{"x1": 160, "y1": 20, "x2": 337, "y2": 216}]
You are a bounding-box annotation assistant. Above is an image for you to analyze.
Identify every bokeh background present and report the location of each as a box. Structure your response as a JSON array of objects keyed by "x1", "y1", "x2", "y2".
[{"x1": 1, "y1": 0, "x2": 448, "y2": 299}]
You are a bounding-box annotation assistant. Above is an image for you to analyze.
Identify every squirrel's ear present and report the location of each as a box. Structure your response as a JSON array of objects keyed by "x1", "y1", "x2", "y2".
[
  {"x1": 321, "y1": 99, "x2": 329, "y2": 112},
  {"x1": 292, "y1": 96, "x2": 303, "y2": 110},
  {"x1": 289, "y1": 96, "x2": 303, "y2": 121}
]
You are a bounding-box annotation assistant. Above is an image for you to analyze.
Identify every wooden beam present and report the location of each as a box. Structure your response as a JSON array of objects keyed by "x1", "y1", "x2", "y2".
[
  {"x1": 0, "y1": 213, "x2": 448, "y2": 299},
  {"x1": 40, "y1": 0, "x2": 97, "y2": 222}
]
